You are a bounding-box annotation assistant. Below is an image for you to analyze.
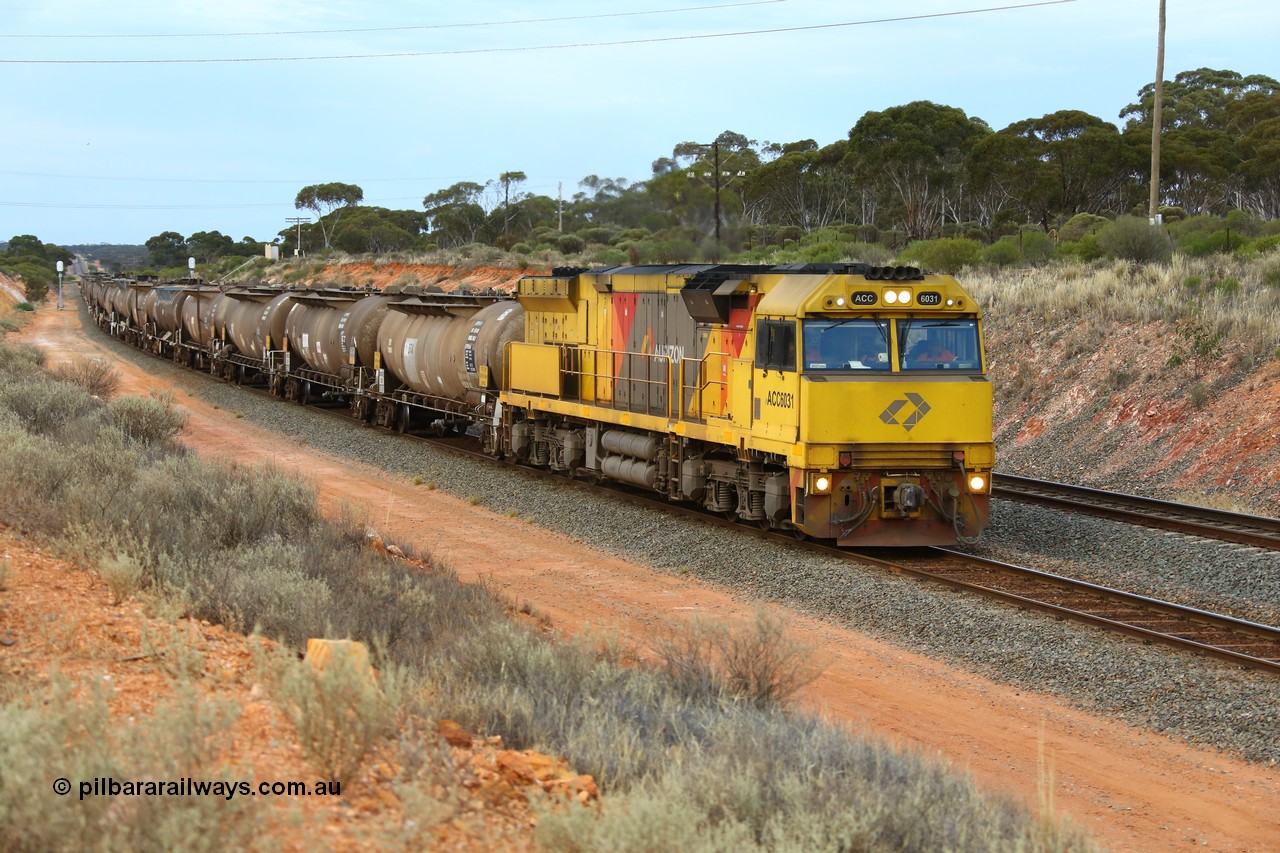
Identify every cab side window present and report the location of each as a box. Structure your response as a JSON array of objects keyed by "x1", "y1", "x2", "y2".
[{"x1": 755, "y1": 320, "x2": 796, "y2": 372}]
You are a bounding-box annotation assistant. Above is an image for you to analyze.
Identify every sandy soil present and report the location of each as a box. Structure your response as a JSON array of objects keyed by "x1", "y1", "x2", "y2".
[{"x1": 14, "y1": 294, "x2": 1280, "y2": 852}]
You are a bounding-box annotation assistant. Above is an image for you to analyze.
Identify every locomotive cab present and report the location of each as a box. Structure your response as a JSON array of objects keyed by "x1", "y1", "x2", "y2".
[{"x1": 752, "y1": 267, "x2": 992, "y2": 546}]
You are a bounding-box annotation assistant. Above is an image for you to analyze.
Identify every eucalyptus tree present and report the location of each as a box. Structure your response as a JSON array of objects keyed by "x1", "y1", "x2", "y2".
[
  {"x1": 847, "y1": 101, "x2": 990, "y2": 241},
  {"x1": 968, "y1": 111, "x2": 1138, "y2": 229},
  {"x1": 1234, "y1": 91, "x2": 1280, "y2": 218},
  {"x1": 741, "y1": 139, "x2": 856, "y2": 233},
  {"x1": 423, "y1": 182, "x2": 486, "y2": 247},
  {"x1": 294, "y1": 182, "x2": 364, "y2": 250},
  {"x1": 1121, "y1": 68, "x2": 1280, "y2": 214}
]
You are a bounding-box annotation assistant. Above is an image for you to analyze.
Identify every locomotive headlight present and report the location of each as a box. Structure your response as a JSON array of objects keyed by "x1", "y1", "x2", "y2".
[
  {"x1": 883, "y1": 291, "x2": 898, "y2": 304},
  {"x1": 835, "y1": 296, "x2": 846, "y2": 307},
  {"x1": 896, "y1": 289, "x2": 912, "y2": 304},
  {"x1": 969, "y1": 474, "x2": 988, "y2": 493},
  {"x1": 810, "y1": 474, "x2": 832, "y2": 495}
]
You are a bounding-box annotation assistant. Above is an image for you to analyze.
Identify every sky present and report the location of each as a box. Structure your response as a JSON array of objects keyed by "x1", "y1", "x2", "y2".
[{"x1": 2, "y1": 0, "x2": 1277, "y2": 247}]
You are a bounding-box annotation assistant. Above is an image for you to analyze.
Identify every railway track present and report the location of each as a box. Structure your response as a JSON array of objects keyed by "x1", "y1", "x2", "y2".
[
  {"x1": 79, "y1": 305, "x2": 1280, "y2": 677},
  {"x1": 857, "y1": 547, "x2": 1280, "y2": 676},
  {"x1": 228, "y1": 391, "x2": 1280, "y2": 677},
  {"x1": 993, "y1": 472, "x2": 1280, "y2": 551}
]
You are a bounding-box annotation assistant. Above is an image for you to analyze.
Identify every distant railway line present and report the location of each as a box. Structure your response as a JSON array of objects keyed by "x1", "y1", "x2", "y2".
[{"x1": 993, "y1": 473, "x2": 1280, "y2": 551}]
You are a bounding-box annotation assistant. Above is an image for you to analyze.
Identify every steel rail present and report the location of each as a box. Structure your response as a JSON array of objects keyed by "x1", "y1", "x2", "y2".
[
  {"x1": 898, "y1": 547, "x2": 1280, "y2": 675},
  {"x1": 993, "y1": 472, "x2": 1280, "y2": 550}
]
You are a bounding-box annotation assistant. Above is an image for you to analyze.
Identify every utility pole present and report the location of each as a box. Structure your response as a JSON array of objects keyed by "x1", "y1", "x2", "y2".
[
  {"x1": 557, "y1": 181, "x2": 563, "y2": 232},
  {"x1": 286, "y1": 217, "x2": 309, "y2": 256},
  {"x1": 686, "y1": 138, "x2": 748, "y2": 262},
  {"x1": 1148, "y1": 0, "x2": 1166, "y2": 222}
]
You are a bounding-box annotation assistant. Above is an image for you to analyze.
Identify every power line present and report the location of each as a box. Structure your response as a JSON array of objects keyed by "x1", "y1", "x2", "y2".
[
  {"x1": 1, "y1": 1, "x2": 786, "y2": 39},
  {"x1": 0, "y1": 1, "x2": 1079, "y2": 64},
  {"x1": 0, "y1": 196, "x2": 430, "y2": 211},
  {"x1": 0, "y1": 170, "x2": 478, "y2": 185}
]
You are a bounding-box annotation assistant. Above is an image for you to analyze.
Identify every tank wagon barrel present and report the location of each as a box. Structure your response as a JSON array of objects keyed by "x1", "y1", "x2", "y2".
[
  {"x1": 284, "y1": 290, "x2": 398, "y2": 376},
  {"x1": 143, "y1": 284, "x2": 191, "y2": 335}
]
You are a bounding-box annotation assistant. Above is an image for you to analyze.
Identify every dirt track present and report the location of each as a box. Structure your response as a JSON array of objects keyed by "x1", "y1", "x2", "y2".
[{"x1": 19, "y1": 295, "x2": 1280, "y2": 852}]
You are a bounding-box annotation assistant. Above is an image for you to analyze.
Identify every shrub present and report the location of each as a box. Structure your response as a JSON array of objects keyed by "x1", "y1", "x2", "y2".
[
  {"x1": 656, "y1": 610, "x2": 822, "y2": 708},
  {"x1": 1057, "y1": 213, "x2": 1108, "y2": 243},
  {"x1": 272, "y1": 648, "x2": 401, "y2": 784},
  {"x1": 0, "y1": 341, "x2": 45, "y2": 377},
  {"x1": 1058, "y1": 234, "x2": 1104, "y2": 261},
  {"x1": 14, "y1": 302, "x2": 34, "y2": 312},
  {"x1": 1096, "y1": 216, "x2": 1172, "y2": 262},
  {"x1": 49, "y1": 357, "x2": 121, "y2": 399},
  {"x1": 557, "y1": 234, "x2": 585, "y2": 254},
  {"x1": 981, "y1": 237, "x2": 1022, "y2": 268},
  {"x1": 0, "y1": 378, "x2": 97, "y2": 436},
  {"x1": 897, "y1": 238, "x2": 983, "y2": 273},
  {"x1": 107, "y1": 394, "x2": 186, "y2": 445},
  {"x1": 0, "y1": 680, "x2": 265, "y2": 852},
  {"x1": 98, "y1": 551, "x2": 144, "y2": 604}
]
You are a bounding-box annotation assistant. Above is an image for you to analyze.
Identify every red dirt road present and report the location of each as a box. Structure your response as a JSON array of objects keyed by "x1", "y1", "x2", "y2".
[{"x1": 19, "y1": 298, "x2": 1280, "y2": 852}]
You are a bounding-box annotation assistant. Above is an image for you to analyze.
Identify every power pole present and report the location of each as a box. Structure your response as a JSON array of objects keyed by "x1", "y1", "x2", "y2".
[
  {"x1": 286, "y1": 217, "x2": 308, "y2": 256},
  {"x1": 1148, "y1": 0, "x2": 1166, "y2": 222}
]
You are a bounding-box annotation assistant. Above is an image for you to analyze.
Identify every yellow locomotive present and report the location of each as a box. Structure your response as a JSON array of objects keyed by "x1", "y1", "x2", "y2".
[{"x1": 497, "y1": 263, "x2": 993, "y2": 546}]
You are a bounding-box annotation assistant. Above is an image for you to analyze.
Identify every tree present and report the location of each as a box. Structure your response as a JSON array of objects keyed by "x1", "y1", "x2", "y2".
[
  {"x1": 4, "y1": 234, "x2": 46, "y2": 258},
  {"x1": 1232, "y1": 91, "x2": 1280, "y2": 218},
  {"x1": 187, "y1": 230, "x2": 236, "y2": 264},
  {"x1": 423, "y1": 182, "x2": 487, "y2": 247},
  {"x1": 968, "y1": 111, "x2": 1138, "y2": 228},
  {"x1": 144, "y1": 231, "x2": 189, "y2": 268},
  {"x1": 742, "y1": 139, "x2": 855, "y2": 233},
  {"x1": 847, "y1": 102, "x2": 990, "y2": 241},
  {"x1": 1121, "y1": 68, "x2": 1280, "y2": 214},
  {"x1": 294, "y1": 182, "x2": 364, "y2": 250},
  {"x1": 494, "y1": 171, "x2": 527, "y2": 236},
  {"x1": 331, "y1": 207, "x2": 425, "y2": 254}
]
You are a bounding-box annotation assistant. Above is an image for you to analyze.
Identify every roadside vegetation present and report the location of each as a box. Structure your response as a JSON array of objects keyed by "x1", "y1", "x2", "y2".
[{"x1": 0, "y1": 323, "x2": 1095, "y2": 850}]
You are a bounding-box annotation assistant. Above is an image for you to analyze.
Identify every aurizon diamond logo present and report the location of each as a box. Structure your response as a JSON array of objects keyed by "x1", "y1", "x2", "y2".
[{"x1": 879, "y1": 392, "x2": 931, "y2": 431}]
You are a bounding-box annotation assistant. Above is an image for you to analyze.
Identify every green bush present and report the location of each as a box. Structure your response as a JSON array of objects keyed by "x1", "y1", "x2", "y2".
[
  {"x1": 557, "y1": 234, "x2": 585, "y2": 254},
  {"x1": 981, "y1": 237, "x2": 1022, "y2": 267},
  {"x1": 0, "y1": 341, "x2": 46, "y2": 377},
  {"x1": 1057, "y1": 213, "x2": 1108, "y2": 243},
  {"x1": 271, "y1": 648, "x2": 402, "y2": 785},
  {"x1": 0, "y1": 681, "x2": 265, "y2": 852},
  {"x1": 1058, "y1": 234, "x2": 1104, "y2": 262},
  {"x1": 1096, "y1": 216, "x2": 1172, "y2": 262},
  {"x1": 897, "y1": 238, "x2": 983, "y2": 273}
]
